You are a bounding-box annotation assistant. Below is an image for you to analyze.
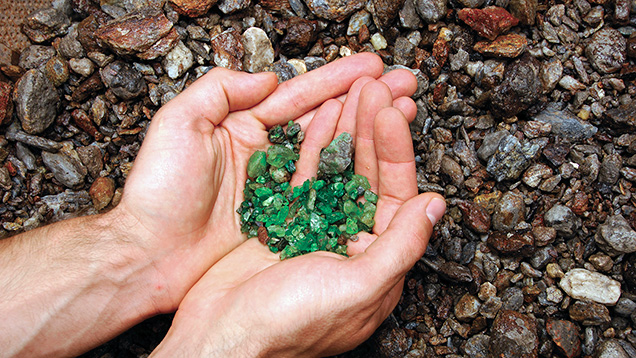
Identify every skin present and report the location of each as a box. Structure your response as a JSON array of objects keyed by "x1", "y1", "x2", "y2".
[{"x1": 0, "y1": 53, "x2": 445, "y2": 357}]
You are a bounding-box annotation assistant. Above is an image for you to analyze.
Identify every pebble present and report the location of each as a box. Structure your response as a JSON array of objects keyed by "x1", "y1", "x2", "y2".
[
  {"x1": 533, "y1": 104, "x2": 598, "y2": 142},
  {"x1": 44, "y1": 56, "x2": 70, "y2": 87},
  {"x1": 546, "y1": 319, "x2": 581, "y2": 358},
  {"x1": 95, "y1": 9, "x2": 173, "y2": 56},
  {"x1": 492, "y1": 191, "x2": 525, "y2": 231},
  {"x1": 371, "y1": 0, "x2": 403, "y2": 28},
  {"x1": 457, "y1": 7, "x2": 518, "y2": 41},
  {"x1": 544, "y1": 204, "x2": 581, "y2": 238},
  {"x1": 42, "y1": 143, "x2": 87, "y2": 188},
  {"x1": 479, "y1": 296, "x2": 502, "y2": 319},
  {"x1": 169, "y1": 0, "x2": 216, "y2": 17},
  {"x1": 415, "y1": 0, "x2": 447, "y2": 24},
  {"x1": 19, "y1": 45, "x2": 57, "y2": 70},
  {"x1": 605, "y1": 100, "x2": 636, "y2": 128},
  {"x1": 370, "y1": 33, "x2": 387, "y2": 50},
  {"x1": 614, "y1": 297, "x2": 636, "y2": 316},
  {"x1": 522, "y1": 163, "x2": 552, "y2": 188},
  {"x1": 478, "y1": 282, "x2": 497, "y2": 301},
  {"x1": 477, "y1": 130, "x2": 508, "y2": 161},
  {"x1": 89, "y1": 177, "x2": 115, "y2": 210},
  {"x1": 568, "y1": 300, "x2": 611, "y2": 325},
  {"x1": 508, "y1": 0, "x2": 537, "y2": 25},
  {"x1": 455, "y1": 293, "x2": 481, "y2": 321},
  {"x1": 71, "y1": 72, "x2": 104, "y2": 102},
  {"x1": 559, "y1": 268, "x2": 621, "y2": 305},
  {"x1": 76, "y1": 145, "x2": 103, "y2": 179},
  {"x1": 595, "y1": 215, "x2": 636, "y2": 255},
  {"x1": 347, "y1": 10, "x2": 371, "y2": 36},
  {"x1": 101, "y1": 61, "x2": 147, "y2": 99},
  {"x1": 594, "y1": 340, "x2": 630, "y2": 358},
  {"x1": 0, "y1": 167, "x2": 11, "y2": 191},
  {"x1": 490, "y1": 54, "x2": 540, "y2": 118},
  {"x1": 58, "y1": 25, "x2": 85, "y2": 59},
  {"x1": 586, "y1": 28, "x2": 627, "y2": 74},
  {"x1": 280, "y1": 17, "x2": 318, "y2": 56},
  {"x1": 69, "y1": 58, "x2": 95, "y2": 77},
  {"x1": 559, "y1": 75, "x2": 586, "y2": 92},
  {"x1": 486, "y1": 135, "x2": 540, "y2": 182},
  {"x1": 14, "y1": 69, "x2": 60, "y2": 135},
  {"x1": 22, "y1": 7, "x2": 70, "y2": 43},
  {"x1": 211, "y1": 29, "x2": 244, "y2": 71},
  {"x1": 440, "y1": 155, "x2": 464, "y2": 187},
  {"x1": 15, "y1": 143, "x2": 37, "y2": 171},
  {"x1": 490, "y1": 310, "x2": 538, "y2": 358},
  {"x1": 463, "y1": 334, "x2": 490, "y2": 358},
  {"x1": 458, "y1": 200, "x2": 491, "y2": 233},
  {"x1": 162, "y1": 41, "x2": 194, "y2": 79},
  {"x1": 473, "y1": 34, "x2": 528, "y2": 58},
  {"x1": 0, "y1": 81, "x2": 13, "y2": 125},
  {"x1": 304, "y1": 0, "x2": 365, "y2": 21},
  {"x1": 137, "y1": 27, "x2": 181, "y2": 61},
  {"x1": 540, "y1": 58, "x2": 563, "y2": 92},
  {"x1": 218, "y1": 0, "x2": 250, "y2": 14}
]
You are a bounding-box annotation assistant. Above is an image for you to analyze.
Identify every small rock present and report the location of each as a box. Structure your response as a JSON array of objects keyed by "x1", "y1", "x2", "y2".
[
  {"x1": 14, "y1": 69, "x2": 59, "y2": 135},
  {"x1": 77, "y1": 145, "x2": 103, "y2": 179},
  {"x1": 280, "y1": 18, "x2": 318, "y2": 56},
  {"x1": 169, "y1": 0, "x2": 218, "y2": 17},
  {"x1": 540, "y1": 58, "x2": 563, "y2": 92},
  {"x1": 242, "y1": 27, "x2": 274, "y2": 73},
  {"x1": 22, "y1": 7, "x2": 70, "y2": 43},
  {"x1": 478, "y1": 282, "x2": 497, "y2": 300},
  {"x1": 492, "y1": 191, "x2": 525, "y2": 231},
  {"x1": 568, "y1": 300, "x2": 611, "y2": 325},
  {"x1": 455, "y1": 293, "x2": 481, "y2": 321},
  {"x1": 533, "y1": 226, "x2": 556, "y2": 246},
  {"x1": 546, "y1": 319, "x2": 582, "y2": 358},
  {"x1": 614, "y1": 298, "x2": 636, "y2": 317},
  {"x1": 489, "y1": 310, "x2": 538, "y2": 358},
  {"x1": 370, "y1": 0, "x2": 402, "y2": 29},
  {"x1": 464, "y1": 334, "x2": 490, "y2": 358},
  {"x1": 393, "y1": 37, "x2": 416, "y2": 67},
  {"x1": 0, "y1": 81, "x2": 13, "y2": 125},
  {"x1": 42, "y1": 143, "x2": 87, "y2": 188},
  {"x1": 100, "y1": 61, "x2": 147, "y2": 100},
  {"x1": 90, "y1": 177, "x2": 115, "y2": 210},
  {"x1": 95, "y1": 9, "x2": 173, "y2": 56},
  {"x1": 605, "y1": 100, "x2": 636, "y2": 128},
  {"x1": 137, "y1": 27, "x2": 181, "y2": 61},
  {"x1": 488, "y1": 232, "x2": 534, "y2": 256},
  {"x1": 71, "y1": 72, "x2": 105, "y2": 102},
  {"x1": 594, "y1": 340, "x2": 630, "y2": 358},
  {"x1": 0, "y1": 167, "x2": 11, "y2": 191},
  {"x1": 162, "y1": 41, "x2": 194, "y2": 79},
  {"x1": 474, "y1": 34, "x2": 527, "y2": 58},
  {"x1": 439, "y1": 261, "x2": 473, "y2": 282},
  {"x1": 318, "y1": 132, "x2": 353, "y2": 174},
  {"x1": 546, "y1": 262, "x2": 564, "y2": 278},
  {"x1": 534, "y1": 104, "x2": 598, "y2": 142},
  {"x1": 57, "y1": 24, "x2": 85, "y2": 59},
  {"x1": 218, "y1": 0, "x2": 250, "y2": 14},
  {"x1": 544, "y1": 204, "x2": 581, "y2": 238},
  {"x1": 508, "y1": 0, "x2": 537, "y2": 25},
  {"x1": 599, "y1": 154, "x2": 621, "y2": 185},
  {"x1": 266, "y1": 59, "x2": 298, "y2": 83},
  {"x1": 559, "y1": 268, "x2": 621, "y2": 305},
  {"x1": 440, "y1": 155, "x2": 464, "y2": 187},
  {"x1": 211, "y1": 29, "x2": 244, "y2": 71},
  {"x1": 399, "y1": 0, "x2": 422, "y2": 29},
  {"x1": 480, "y1": 296, "x2": 503, "y2": 319},
  {"x1": 371, "y1": 33, "x2": 388, "y2": 50},
  {"x1": 44, "y1": 56, "x2": 70, "y2": 87},
  {"x1": 595, "y1": 215, "x2": 636, "y2": 255},
  {"x1": 477, "y1": 130, "x2": 508, "y2": 161},
  {"x1": 588, "y1": 252, "x2": 613, "y2": 272},
  {"x1": 457, "y1": 7, "x2": 519, "y2": 41},
  {"x1": 522, "y1": 163, "x2": 552, "y2": 188},
  {"x1": 486, "y1": 135, "x2": 541, "y2": 182},
  {"x1": 415, "y1": 0, "x2": 447, "y2": 24},
  {"x1": 559, "y1": 75, "x2": 586, "y2": 92},
  {"x1": 304, "y1": 0, "x2": 365, "y2": 21},
  {"x1": 347, "y1": 10, "x2": 371, "y2": 36},
  {"x1": 586, "y1": 28, "x2": 627, "y2": 74},
  {"x1": 18, "y1": 45, "x2": 56, "y2": 70},
  {"x1": 458, "y1": 200, "x2": 491, "y2": 233},
  {"x1": 490, "y1": 54, "x2": 540, "y2": 118},
  {"x1": 68, "y1": 58, "x2": 95, "y2": 77}
]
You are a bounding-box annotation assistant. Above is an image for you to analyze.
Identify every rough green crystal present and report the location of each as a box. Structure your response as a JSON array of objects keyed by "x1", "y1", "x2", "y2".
[
  {"x1": 247, "y1": 151, "x2": 267, "y2": 178},
  {"x1": 238, "y1": 121, "x2": 379, "y2": 260},
  {"x1": 318, "y1": 132, "x2": 354, "y2": 175}
]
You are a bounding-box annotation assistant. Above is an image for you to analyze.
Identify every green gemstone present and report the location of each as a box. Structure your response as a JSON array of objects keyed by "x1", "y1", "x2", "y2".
[
  {"x1": 364, "y1": 190, "x2": 378, "y2": 204},
  {"x1": 267, "y1": 145, "x2": 299, "y2": 168},
  {"x1": 247, "y1": 151, "x2": 267, "y2": 179},
  {"x1": 268, "y1": 125, "x2": 285, "y2": 144}
]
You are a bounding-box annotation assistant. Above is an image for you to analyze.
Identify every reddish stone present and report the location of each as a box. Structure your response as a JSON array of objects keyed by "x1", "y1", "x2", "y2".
[
  {"x1": 280, "y1": 17, "x2": 319, "y2": 56},
  {"x1": 95, "y1": 9, "x2": 173, "y2": 55},
  {"x1": 72, "y1": 109, "x2": 103, "y2": 141},
  {"x1": 433, "y1": 82, "x2": 448, "y2": 104},
  {"x1": 137, "y1": 27, "x2": 181, "y2": 60},
  {"x1": 487, "y1": 231, "x2": 534, "y2": 256},
  {"x1": 71, "y1": 72, "x2": 104, "y2": 102},
  {"x1": 491, "y1": 310, "x2": 538, "y2": 358},
  {"x1": 569, "y1": 191, "x2": 589, "y2": 216},
  {"x1": 90, "y1": 177, "x2": 115, "y2": 211},
  {"x1": 474, "y1": 34, "x2": 527, "y2": 58},
  {"x1": 546, "y1": 320, "x2": 582, "y2": 358},
  {"x1": 432, "y1": 36, "x2": 449, "y2": 69},
  {"x1": 458, "y1": 6, "x2": 519, "y2": 41},
  {"x1": 0, "y1": 81, "x2": 13, "y2": 125},
  {"x1": 358, "y1": 24, "x2": 370, "y2": 43},
  {"x1": 211, "y1": 29, "x2": 244, "y2": 71},
  {"x1": 458, "y1": 200, "x2": 491, "y2": 234},
  {"x1": 169, "y1": 0, "x2": 218, "y2": 17},
  {"x1": 371, "y1": 0, "x2": 405, "y2": 28},
  {"x1": 77, "y1": 14, "x2": 110, "y2": 53}
]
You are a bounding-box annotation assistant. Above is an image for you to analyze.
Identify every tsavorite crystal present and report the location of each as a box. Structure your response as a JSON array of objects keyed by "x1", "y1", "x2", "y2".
[
  {"x1": 247, "y1": 151, "x2": 267, "y2": 178},
  {"x1": 238, "y1": 121, "x2": 379, "y2": 260}
]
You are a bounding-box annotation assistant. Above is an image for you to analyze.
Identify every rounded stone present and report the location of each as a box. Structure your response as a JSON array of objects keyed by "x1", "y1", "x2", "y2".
[
  {"x1": 586, "y1": 28, "x2": 627, "y2": 74},
  {"x1": 14, "y1": 69, "x2": 60, "y2": 135},
  {"x1": 559, "y1": 268, "x2": 621, "y2": 305}
]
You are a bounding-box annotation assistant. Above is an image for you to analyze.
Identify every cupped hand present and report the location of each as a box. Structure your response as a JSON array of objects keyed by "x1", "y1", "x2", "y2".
[
  {"x1": 112, "y1": 53, "x2": 418, "y2": 313},
  {"x1": 150, "y1": 79, "x2": 446, "y2": 357}
]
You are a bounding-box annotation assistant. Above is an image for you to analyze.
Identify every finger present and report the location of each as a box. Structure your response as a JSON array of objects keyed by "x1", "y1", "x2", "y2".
[
  {"x1": 334, "y1": 76, "x2": 376, "y2": 139},
  {"x1": 252, "y1": 53, "x2": 384, "y2": 126},
  {"x1": 355, "y1": 194, "x2": 446, "y2": 287},
  {"x1": 346, "y1": 232, "x2": 376, "y2": 256},
  {"x1": 373, "y1": 107, "x2": 418, "y2": 233},
  {"x1": 393, "y1": 97, "x2": 417, "y2": 123},
  {"x1": 354, "y1": 81, "x2": 394, "y2": 195},
  {"x1": 291, "y1": 99, "x2": 342, "y2": 187},
  {"x1": 379, "y1": 69, "x2": 419, "y2": 99},
  {"x1": 158, "y1": 68, "x2": 278, "y2": 127}
]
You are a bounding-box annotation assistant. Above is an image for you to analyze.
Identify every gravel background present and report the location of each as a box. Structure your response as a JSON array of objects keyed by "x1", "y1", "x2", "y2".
[{"x1": 1, "y1": 0, "x2": 636, "y2": 357}]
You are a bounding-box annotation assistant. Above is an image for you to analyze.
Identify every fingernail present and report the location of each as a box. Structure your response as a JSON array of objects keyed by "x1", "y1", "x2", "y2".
[{"x1": 426, "y1": 197, "x2": 446, "y2": 226}]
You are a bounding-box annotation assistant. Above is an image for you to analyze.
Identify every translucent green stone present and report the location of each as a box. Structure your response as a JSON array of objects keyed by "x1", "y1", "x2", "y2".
[
  {"x1": 247, "y1": 151, "x2": 267, "y2": 178},
  {"x1": 364, "y1": 190, "x2": 378, "y2": 204},
  {"x1": 267, "y1": 145, "x2": 299, "y2": 168}
]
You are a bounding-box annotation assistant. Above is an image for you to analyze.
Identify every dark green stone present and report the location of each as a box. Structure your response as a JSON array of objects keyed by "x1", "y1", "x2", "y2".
[
  {"x1": 318, "y1": 132, "x2": 354, "y2": 175},
  {"x1": 247, "y1": 151, "x2": 267, "y2": 178},
  {"x1": 268, "y1": 125, "x2": 286, "y2": 143},
  {"x1": 267, "y1": 145, "x2": 299, "y2": 168}
]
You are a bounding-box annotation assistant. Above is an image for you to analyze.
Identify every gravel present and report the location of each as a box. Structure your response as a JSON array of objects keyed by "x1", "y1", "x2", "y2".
[{"x1": 1, "y1": 0, "x2": 636, "y2": 357}]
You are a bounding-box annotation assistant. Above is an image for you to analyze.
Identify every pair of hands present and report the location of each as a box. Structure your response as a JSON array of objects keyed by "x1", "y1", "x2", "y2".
[{"x1": 116, "y1": 53, "x2": 445, "y2": 356}]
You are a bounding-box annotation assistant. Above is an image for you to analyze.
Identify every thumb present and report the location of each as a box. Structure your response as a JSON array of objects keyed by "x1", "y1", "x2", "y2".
[
  {"x1": 157, "y1": 68, "x2": 278, "y2": 126},
  {"x1": 355, "y1": 193, "x2": 445, "y2": 286}
]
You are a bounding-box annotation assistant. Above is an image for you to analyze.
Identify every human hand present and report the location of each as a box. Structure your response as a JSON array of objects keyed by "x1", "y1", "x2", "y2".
[
  {"x1": 149, "y1": 79, "x2": 446, "y2": 357},
  {"x1": 112, "y1": 53, "x2": 419, "y2": 314}
]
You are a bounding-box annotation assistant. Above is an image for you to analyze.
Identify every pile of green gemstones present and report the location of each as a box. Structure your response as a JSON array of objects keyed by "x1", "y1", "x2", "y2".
[{"x1": 237, "y1": 121, "x2": 378, "y2": 260}]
